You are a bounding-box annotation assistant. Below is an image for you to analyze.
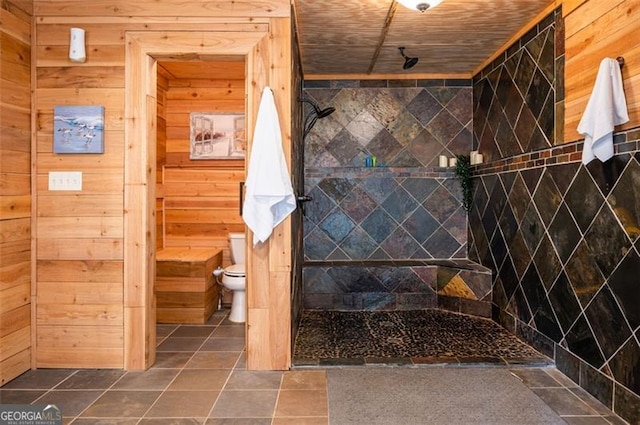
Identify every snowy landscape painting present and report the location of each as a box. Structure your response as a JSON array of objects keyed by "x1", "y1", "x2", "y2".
[
  {"x1": 54, "y1": 105, "x2": 105, "y2": 154},
  {"x1": 189, "y1": 112, "x2": 245, "y2": 160}
]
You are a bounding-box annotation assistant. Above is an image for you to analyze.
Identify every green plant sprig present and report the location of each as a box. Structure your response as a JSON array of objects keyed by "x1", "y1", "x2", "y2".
[{"x1": 454, "y1": 154, "x2": 473, "y2": 212}]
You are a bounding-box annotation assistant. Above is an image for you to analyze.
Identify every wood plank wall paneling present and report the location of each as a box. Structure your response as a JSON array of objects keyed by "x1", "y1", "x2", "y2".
[
  {"x1": 160, "y1": 67, "x2": 245, "y2": 267},
  {"x1": 564, "y1": 0, "x2": 640, "y2": 142},
  {"x1": 0, "y1": 3, "x2": 31, "y2": 385}
]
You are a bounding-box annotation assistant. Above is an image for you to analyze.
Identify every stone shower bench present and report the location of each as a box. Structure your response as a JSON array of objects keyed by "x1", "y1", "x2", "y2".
[{"x1": 302, "y1": 259, "x2": 493, "y2": 318}]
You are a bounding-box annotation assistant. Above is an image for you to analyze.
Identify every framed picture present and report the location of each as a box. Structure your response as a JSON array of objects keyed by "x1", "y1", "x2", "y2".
[
  {"x1": 53, "y1": 105, "x2": 105, "y2": 154},
  {"x1": 189, "y1": 112, "x2": 246, "y2": 160}
]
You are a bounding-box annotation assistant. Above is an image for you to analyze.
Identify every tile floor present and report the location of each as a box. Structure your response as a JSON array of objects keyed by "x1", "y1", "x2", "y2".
[{"x1": 0, "y1": 309, "x2": 629, "y2": 424}]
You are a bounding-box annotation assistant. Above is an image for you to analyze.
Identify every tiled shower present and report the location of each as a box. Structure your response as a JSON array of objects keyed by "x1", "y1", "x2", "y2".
[{"x1": 299, "y1": 7, "x2": 639, "y2": 424}]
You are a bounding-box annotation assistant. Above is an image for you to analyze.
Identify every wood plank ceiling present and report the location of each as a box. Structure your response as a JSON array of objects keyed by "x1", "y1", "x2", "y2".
[{"x1": 294, "y1": 0, "x2": 556, "y2": 78}]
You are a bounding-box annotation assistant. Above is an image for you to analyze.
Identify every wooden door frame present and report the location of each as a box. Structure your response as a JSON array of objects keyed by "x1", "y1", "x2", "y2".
[{"x1": 123, "y1": 25, "x2": 292, "y2": 370}]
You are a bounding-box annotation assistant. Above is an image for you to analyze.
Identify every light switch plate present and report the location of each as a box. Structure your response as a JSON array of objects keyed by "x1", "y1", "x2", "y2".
[{"x1": 49, "y1": 171, "x2": 82, "y2": 191}]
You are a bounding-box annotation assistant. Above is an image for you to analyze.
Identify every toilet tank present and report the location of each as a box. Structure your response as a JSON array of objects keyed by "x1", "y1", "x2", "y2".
[{"x1": 228, "y1": 232, "x2": 246, "y2": 264}]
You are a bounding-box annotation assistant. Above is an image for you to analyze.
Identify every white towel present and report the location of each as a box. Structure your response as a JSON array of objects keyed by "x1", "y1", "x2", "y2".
[
  {"x1": 578, "y1": 58, "x2": 629, "y2": 164},
  {"x1": 242, "y1": 87, "x2": 296, "y2": 245}
]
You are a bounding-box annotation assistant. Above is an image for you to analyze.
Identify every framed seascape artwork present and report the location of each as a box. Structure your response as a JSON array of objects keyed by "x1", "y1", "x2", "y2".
[
  {"x1": 53, "y1": 105, "x2": 105, "y2": 154},
  {"x1": 189, "y1": 112, "x2": 246, "y2": 160}
]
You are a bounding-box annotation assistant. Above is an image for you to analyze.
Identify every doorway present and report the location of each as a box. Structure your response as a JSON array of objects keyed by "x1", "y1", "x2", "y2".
[{"x1": 123, "y1": 25, "x2": 293, "y2": 371}]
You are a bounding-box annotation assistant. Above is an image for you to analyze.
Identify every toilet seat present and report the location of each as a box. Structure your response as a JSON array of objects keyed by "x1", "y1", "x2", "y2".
[{"x1": 224, "y1": 263, "x2": 245, "y2": 277}]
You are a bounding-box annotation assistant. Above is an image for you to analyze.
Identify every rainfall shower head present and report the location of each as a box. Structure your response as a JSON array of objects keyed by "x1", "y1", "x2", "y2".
[
  {"x1": 300, "y1": 98, "x2": 335, "y2": 139},
  {"x1": 399, "y1": 47, "x2": 419, "y2": 70}
]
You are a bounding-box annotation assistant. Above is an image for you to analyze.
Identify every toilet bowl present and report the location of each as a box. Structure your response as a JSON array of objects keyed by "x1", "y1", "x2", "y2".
[{"x1": 221, "y1": 233, "x2": 246, "y2": 323}]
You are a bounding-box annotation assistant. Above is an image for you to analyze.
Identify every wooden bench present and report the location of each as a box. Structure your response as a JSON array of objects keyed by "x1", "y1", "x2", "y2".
[{"x1": 156, "y1": 247, "x2": 223, "y2": 324}]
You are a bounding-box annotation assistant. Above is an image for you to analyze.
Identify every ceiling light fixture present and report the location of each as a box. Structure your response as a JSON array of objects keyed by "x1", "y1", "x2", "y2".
[
  {"x1": 399, "y1": 47, "x2": 419, "y2": 70},
  {"x1": 396, "y1": 0, "x2": 443, "y2": 12}
]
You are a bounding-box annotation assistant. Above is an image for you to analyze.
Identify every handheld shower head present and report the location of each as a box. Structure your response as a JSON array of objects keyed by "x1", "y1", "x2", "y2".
[{"x1": 300, "y1": 98, "x2": 335, "y2": 139}]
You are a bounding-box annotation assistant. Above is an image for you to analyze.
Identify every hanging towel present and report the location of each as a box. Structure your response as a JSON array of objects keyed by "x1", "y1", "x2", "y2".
[
  {"x1": 578, "y1": 57, "x2": 629, "y2": 164},
  {"x1": 242, "y1": 86, "x2": 296, "y2": 245}
]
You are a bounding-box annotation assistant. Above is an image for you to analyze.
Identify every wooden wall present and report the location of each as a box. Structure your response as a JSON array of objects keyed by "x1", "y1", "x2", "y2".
[
  {"x1": 31, "y1": 0, "x2": 291, "y2": 371},
  {"x1": 0, "y1": 1, "x2": 32, "y2": 385},
  {"x1": 564, "y1": 0, "x2": 640, "y2": 141},
  {"x1": 160, "y1": 64, "x2": 246, "y2": 267}
]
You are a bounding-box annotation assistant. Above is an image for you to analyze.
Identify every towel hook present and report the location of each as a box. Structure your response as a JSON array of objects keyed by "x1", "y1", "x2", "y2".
[{"x1": 616, "y1": 56, "x2": 625, "y2": 69}]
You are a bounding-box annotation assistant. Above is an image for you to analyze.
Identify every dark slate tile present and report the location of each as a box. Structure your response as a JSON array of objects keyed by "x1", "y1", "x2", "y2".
[
  {"x1": 521, "y1": 204, "x2": 545, "y2": 255},
  {"x1": 366, "y1": 128, "x2": 404, "y2": 165},
  {"x1": 403, "y1": 207, "x2": 440, "y2": 244},
  {"x1": 586, "y1": 155, "x2": 630, "y2": 197},
  {"x1": 339, "y1": 185, "x2": 377, "y2": 223},
  {"x1": 380, "y1": 227, "x2": 421, "y2": 259},
  {"x1": 382, "y1": 186, "x2": 419, "y2": 223},
  {"x1": 426, "y1": 108, "x2": 464, "y2": 146},
  {"x1": 362, "y1": 176, "x2": 399, "y2": 204},
  {"x1": 565, "y1": 167, "x2": 605, "y2": 233},
  {"x1": 508, "y1": 174, "x2": 532, "y2": 222},
  {"x1": 390, "y1": 149, "x2": 422, "y2": 167},
  {"x1": 423, "y1": 185, "x2": 460, "y2": 224},
  {"x1": 521, "y1": 168, "x2": 544, "y2": 195},
  {"x1": 402, "y1": 178, "x2": 440, "y2": 203},
  {"x1": 512, "y1": 285, "x2": 533, "y2": 324},
  {"x1": 532, "y1": 297, "x2": 563, "y2": 343},
  {"x1": 580, "y1": 364, "x2": 614, "y2": 409},
  {"x1": 584, "y1": 286, "x2": 632, "y2": 360},
  {"x1": 507, "y1": 230, "x2": 532, "y2": 278},
  {"x1": 446, "y1": 88, "x2": 473, "y2": 125},
  {"x1": 361, "y1": 208, "x2": 397, "y2": 243},
  {"x1": 520, "y1": 263, "x2": 546, "y2": 316},
  {"x1": 408, "y1": 129, "x2": 445, "y2": 166},
  {"x1": 340, "y1": 227, "x2": 379, "y2": 260},
  {"x1": 607, "y1": 158, "x2": 640, "y2": 242},
  {"x1": 614, "y1": 383, "x2": 640, "y2": 425},
  {"x1": 608, "y1": 249, "x2": 640, "y2": 329},
  {"x1": 443, "y1": 208, "x2": 467, "y2": 244},
  {"x1": 325, "y1": 128, "x2": 363, "y2": 165},
  {"x1": 318, "y1": 178, "x2": 357, "y2": 203},
  {"x1": 490, "y1": 227, "x2": 509, "y2": 270},
  {"x1": 548, "y1": 271, "x2": 582, "y2": 334},
  {"x1": 498, "y1": 256, "x2": 519, "y2": 301},
  {"x1": 564, "y1": 241, "x2": 606, "y2": 307},
  {"x1": 425, "y1": 227, "x2": 462, "y2": 258},
  {"x1": 556, "y1": 345, "x2": 581, "y2": 384},
  {"x1": 566, "y1": 315, "x2": 605, "y2": 369},
  {"x1": 609, "y1": 337, "x2": 640, "y2": 394},
  {"x1": 514, "y1": 51, "x2": 536, "y2": 99},
  {"x1": 548, "y1": 203, "x2": 581, "y2": 264},
  {"x1": 473, "y1": 178, "x2": 490, "y2": 215},
  {"x1": 526, "y1": 68, "x2": 552, "y2": 119},
  {"x1": 584, "y1": 205, "x2": 632, "y2": 277},
  {"x1": 533, "y1": 234, "x2": 562, "y2": 290},
  {"x1": 304, "y1": 227, "x2": 338, "y2": 261},
  {"x1": 318, "y1": 210, "x2": 356, "y2": 244},
  {"x1": 514, "y1": 107, "x2": 537, "y2": 155},
  {"x1": 533, "y1": 171, "x2": 562, "y2": 227},
  {"x1": 489, "y1": 176, "x2": 509, "y2": 217},
  {"x1": 547, "y1": 162, "x2": 581, "y2": 196},
  {"x1": 406, "y1": 89, "x2": 443, "y2": 126},
  {"x1": 496, "y1": 113, "x2": 524, "y2": 157}
]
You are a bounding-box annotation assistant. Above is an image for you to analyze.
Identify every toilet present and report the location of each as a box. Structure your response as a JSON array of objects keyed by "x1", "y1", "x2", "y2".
[{"x1": 221, "y1": 232, "x2": 246, "y2": 323}]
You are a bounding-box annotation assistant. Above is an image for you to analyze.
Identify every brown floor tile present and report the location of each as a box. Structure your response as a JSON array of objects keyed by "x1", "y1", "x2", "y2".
[
  {"x1": 71, "y1": 419, "x2": 140, "y2": 425},
  {"x1": 186, "y1": 352, "x2": 241, "y2": 369},
  {"x1": 271, "y1": 418, "x2": 328, "y2": 425},
  {"x1": 224, "y1": 370, "x2": 282, "y2": 390},
  {"x1": 204, "y1": 418, "x2": 271, "y2": 424},
  {"x1": 139, "y1": 419, "x2": 205, "y2": 425},
  {"x1": 200, "y1": 338, "x2": 246, "y2": 352},
  {"x1": 171, "y1": 326, "x2": 216, "y2": 338},
  {"x1": 1, "y1": 369, "x2": 76, "y2": 390},
  {"x1": 562, "y1": 417, "x2": 612, "y2": 424},
  {"x1": 569, "y1": 387, "x2": 616, "y2": 416},
  {"x1": 153, "y1": 352, "x2": 194, "y2": 369},
  {"x1": 210, "y1": 390, "x2": 278, "y2": 418},
  {"x1": 0, "y1": 389, "x2": 46, "y2": 403},
  {"x1": 55, "y1": 369, "x2": 126, "y2": 390},
  {"x1": 157, "y1": 337, "x2": 207, "y2": 352},
  {"x1": 511, "y1": 368, "x2": 564, "y2": 388},
  {"x1": 157, "y1": 324, "x2": 179, "y2": 338},
  {"x1": 211, "y1": 326, "x2": 245, "y2": 338},
  {"x1": 274, "y1": 390, "x2": 328, "y2": 417},
  {"x1": 411, "y1": 356, "x2": 460, "y2": 365},
  {"x1": 168, "y1": 369, "x2": 231, "y2": 391},
  {"x1": 145, "y1": 390, "x2": 218, "y2": 418},
  {"x1": 36, "y1": 390, "x2": 103, "y2": 416},
  {"x1": 280, "y1": 370, "x2": 326, "y2": 390},
  {"x1": 80, "y1": 390, "x2": 161, "y2": 417},
  {"x1": 532, "y1": 388, "x2": 599, "y2": 416},
  {"x1": 111, "y1": 369, "x2": 179, "y2": 390}
]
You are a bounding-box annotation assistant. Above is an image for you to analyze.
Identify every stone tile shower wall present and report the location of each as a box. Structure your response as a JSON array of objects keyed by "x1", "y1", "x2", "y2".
[
  {"x1": 469, "y1": 9, "x2": 640, "y2": 423},
  {"x1": 302, "y1": 81, "x2": 491, "y2": 313}
]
